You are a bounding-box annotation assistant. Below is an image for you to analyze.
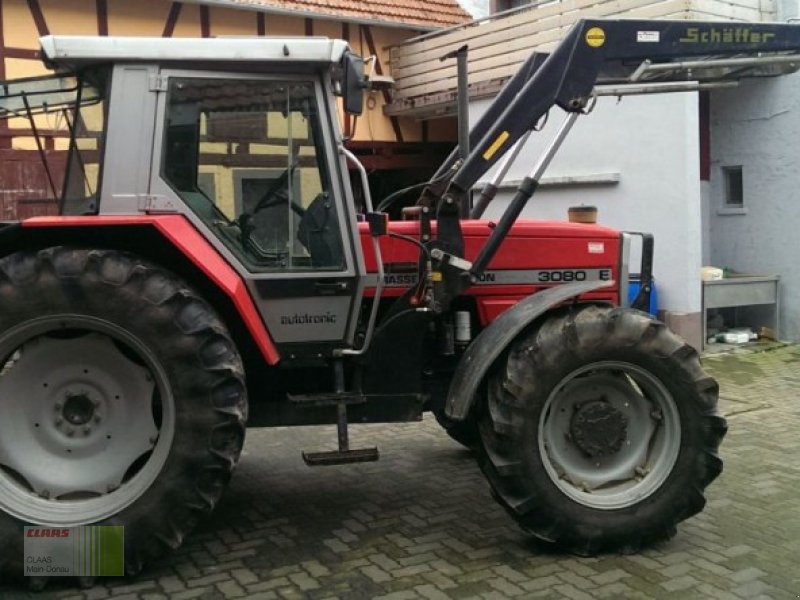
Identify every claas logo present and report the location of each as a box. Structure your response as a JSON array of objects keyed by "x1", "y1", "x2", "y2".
[{"x1": 26, "y1": 528, "x2": 71, "y2": 538}]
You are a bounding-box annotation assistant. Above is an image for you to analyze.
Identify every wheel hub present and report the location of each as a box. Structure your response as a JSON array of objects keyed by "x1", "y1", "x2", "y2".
[
  {"x1": 62, "y1": 393, "x2": 96, "y2": 426},
  {"x1": 539, "y1": 363, "x2": 681, "y2": 509},
  {"x1": 0, "y1": 321, "x2": 174, "y2": 525},
  {"x1": 570, "y1": 399, "x2": 628, "y2": 457}
]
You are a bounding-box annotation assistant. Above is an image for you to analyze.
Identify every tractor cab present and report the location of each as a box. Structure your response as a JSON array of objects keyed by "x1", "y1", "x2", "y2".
[{"x1": 7, "y1": 36, "x2": 381, "y2": 357}]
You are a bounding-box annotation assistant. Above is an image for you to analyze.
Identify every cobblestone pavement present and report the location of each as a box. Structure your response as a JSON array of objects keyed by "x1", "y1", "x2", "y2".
[{"x1": 2, "y1": 344, "x2": 800, "y2": 599}]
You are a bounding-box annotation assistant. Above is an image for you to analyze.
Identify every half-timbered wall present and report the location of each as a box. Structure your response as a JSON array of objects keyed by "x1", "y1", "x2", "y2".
[{"x1": 0, "y1": 0, "x2": 458, "y2": 218}]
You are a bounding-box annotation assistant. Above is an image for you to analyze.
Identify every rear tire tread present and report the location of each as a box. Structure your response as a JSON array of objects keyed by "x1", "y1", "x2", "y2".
[{"x1": 0, "y1": 247, "x2": 247, "y2": 579}]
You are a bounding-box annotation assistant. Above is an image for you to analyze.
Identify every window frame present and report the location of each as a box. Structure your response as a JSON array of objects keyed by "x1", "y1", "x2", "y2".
[
  {"x1": 155, "y1": 71, "x2": 353, "y2": 275},
  {"x1": 718, "y1": 164, "x2": 747, "y2": 216}
]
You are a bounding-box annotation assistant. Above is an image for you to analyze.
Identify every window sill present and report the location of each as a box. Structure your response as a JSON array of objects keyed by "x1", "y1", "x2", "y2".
[
  {"x1": 487, "y1": 172, "x2": 621, "y2": 190},
  {"x1": 717, "y1": 206, "x2": 748, "y2": 216}
]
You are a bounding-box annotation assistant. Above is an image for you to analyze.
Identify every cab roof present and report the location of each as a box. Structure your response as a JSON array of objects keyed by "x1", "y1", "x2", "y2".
[{"x1": 39, "y1": 35, "x2": 350, "y2": 68}]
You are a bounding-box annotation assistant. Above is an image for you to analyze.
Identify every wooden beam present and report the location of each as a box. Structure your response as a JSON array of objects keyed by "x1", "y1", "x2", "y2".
[
  {"x1": 343, "y1": 141, "x2": 453, "y2": 170},
  {"x1": 0, "y1": 128, "x2": 71, "y2": 139},
  {"x1": 257, "y1": 12, "x2": 266, "y2": 36},
  {"x1": 305, "y1": 17, "x2": 313, "y2": 37},
  {"x1": 200, "y1": 5, "x2": 210, "y2": 38},
  {"x1": 0, "y1": 0, "x2": 8, "y2": 147},
  {"x1": 162, "y1": 2, "x2": 182, "y2": 38},
  {"x1": 26, "y1": 0, "x2": 49, "y2": 37},
  {"x1": 96, "y1": 0, "x2": 108, "y2": 36},
  {"x1": 0, "y1": 0, "x2": 7, "y2": 81},
  {"x1": 0, "y1": 148, "x2": 67, "y2": 159},
  {"x1": 198, "y1": 154, "x2": 318, "y2": 168}
]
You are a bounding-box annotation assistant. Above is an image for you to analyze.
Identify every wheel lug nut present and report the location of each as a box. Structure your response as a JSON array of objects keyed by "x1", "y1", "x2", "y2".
[
  {"x1": 66, "y1": 429, "x2": 75, "y2": 437},
  {"x1": 149, "y1": 435, "x2": 158, "y2": 445},
  {"x1": 54, "y1": 403, "x2": 62, "y2": 411},
  {"x1": 83, "y1": 427, "x2": 91, "y2": 436},
  {"x1": 55, "y1": 418, "x2": 63, "y2": 427},
  {"x1": 93, "y1": 415, "x2": 102, "y2": 423}
]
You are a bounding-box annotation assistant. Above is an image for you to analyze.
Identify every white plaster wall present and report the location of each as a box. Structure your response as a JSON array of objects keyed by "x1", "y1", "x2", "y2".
[
  {"x1": 709, "y1": 73, "x2": 800, "y2": 339},
  {"x1": 471, "y1": 92, "x2": 703, "y2": 313}
]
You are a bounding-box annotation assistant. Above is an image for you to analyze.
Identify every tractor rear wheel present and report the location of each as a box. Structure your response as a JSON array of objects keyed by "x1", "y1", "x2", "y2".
[
  {"x1": 0, "y1": 248, "x2": 247, "y2": 577},
  {"x1": 478, "y1": 305, "x2": 726, "y2": 554}
]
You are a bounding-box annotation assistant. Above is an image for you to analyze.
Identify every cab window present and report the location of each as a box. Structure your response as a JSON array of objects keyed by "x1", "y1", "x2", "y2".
[{"x1": 161, "y1": 77, "x2": 344, "y2": 271}]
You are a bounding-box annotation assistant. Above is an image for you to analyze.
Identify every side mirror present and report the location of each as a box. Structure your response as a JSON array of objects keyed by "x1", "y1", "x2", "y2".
[{"x1": 342, "y1": 51, "x2": 365, "y2": 115}]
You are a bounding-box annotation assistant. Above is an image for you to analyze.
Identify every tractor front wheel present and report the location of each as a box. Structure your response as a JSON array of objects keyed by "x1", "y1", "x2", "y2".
[
  {"x1": 433, "y1": 409, "x2": 480, "y2": 450},
  {"x1": 0, "y1": 248, "x2": 247, "y2": 577},
  {"x1": 479, "y1": 305, "x2": 726, "y2": 554}
]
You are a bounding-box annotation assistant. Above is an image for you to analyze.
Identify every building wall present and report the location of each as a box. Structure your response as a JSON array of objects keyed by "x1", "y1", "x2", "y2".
[
  {"x1": 389, "y1": 0, "x2": 776, "y2": 119},
  {"x1": 708, "y1": 72, "x2": 800, "y2": 340},
  {"x1": 0, "y1": 0, "x2": 459, "y2": 218},
  {"x1": 0, "y1": 0, "x2": 453, "y2": 144},
  {"x1": 471, "y1": 92, "x2": 705, "y2": 348}
]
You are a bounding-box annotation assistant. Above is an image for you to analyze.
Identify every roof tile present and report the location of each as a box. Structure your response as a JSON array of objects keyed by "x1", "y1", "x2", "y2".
[{"x1": 215, "y1": 0, "x2": 473, "y2": 28}]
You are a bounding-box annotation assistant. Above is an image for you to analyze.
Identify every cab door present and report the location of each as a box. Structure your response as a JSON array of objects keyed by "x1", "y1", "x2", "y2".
[{"x1": 148, "y1": 70, "x2": 367, "y2": 358}]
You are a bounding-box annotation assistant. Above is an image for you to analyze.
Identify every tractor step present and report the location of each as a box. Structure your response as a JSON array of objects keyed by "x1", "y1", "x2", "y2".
[
  {"x1": 302, "y1": 447, "x2": 379, "y2": 466},
  {"x1": 300, "y1": 359, "x2": 379, "y2": 466}
]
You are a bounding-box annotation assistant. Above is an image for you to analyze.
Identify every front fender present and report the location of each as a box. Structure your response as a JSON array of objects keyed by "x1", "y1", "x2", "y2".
[{"x1": 445, "y1": 280, "x2": 613, "y2": 420}]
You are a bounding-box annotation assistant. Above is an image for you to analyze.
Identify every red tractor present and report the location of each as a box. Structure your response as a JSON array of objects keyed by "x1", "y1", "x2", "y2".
[{"x1": 5, "y1": 17, "x2": 795, "y2": 578}]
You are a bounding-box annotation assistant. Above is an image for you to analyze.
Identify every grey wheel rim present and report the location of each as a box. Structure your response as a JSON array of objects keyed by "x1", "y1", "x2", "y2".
[
  {"x1": 538, "y1": 361, "x2": 681, "y2": 510},
  {"x1": 0, "y1": 316, "x2": 175, "y2": 525}
]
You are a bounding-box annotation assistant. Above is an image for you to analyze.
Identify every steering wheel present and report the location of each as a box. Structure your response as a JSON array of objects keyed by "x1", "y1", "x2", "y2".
[{"x1": 236, "y1": 167, "x2": 307, "y2": 262}]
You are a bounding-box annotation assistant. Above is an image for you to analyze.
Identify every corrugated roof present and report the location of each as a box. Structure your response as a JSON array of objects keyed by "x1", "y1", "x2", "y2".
[{"x1": 196, "y1": 0, "x2": 473, "y2": 29}]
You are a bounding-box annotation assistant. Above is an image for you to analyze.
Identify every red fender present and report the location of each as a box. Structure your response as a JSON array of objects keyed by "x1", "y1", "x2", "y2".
[{"x1": 23, "y1": 215, "x2": 280, "y2": 365}]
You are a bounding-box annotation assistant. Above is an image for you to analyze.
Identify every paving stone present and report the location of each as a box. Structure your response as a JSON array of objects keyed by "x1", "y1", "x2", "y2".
[
  {"x1": 246, "y1": 577, "x2": 291, "y2": 593},
  {"x1": 361, "y1": 565, "x2": 391, "y2": 583},
  {"x1": 186, "y1": 573, "x2": 230, "y2": 588},
  {"x1": 230, "y1": 568, "x2": 258, "y2": 586},
  {"x1": 414, "y1": 584, "x2": 451, "y2": 600},
  {"x1": 486, "y1": 577, "x2": 525, "y2": 596},
  {"x1": 216, "y1": 580, "x2": 247, "y2": 598},
  {"x1": 661, "y1": 574, "x2": 700, "y2": 592},
  {"x1": 168, "y1": 590, "x2": 208, "y2": 600}
]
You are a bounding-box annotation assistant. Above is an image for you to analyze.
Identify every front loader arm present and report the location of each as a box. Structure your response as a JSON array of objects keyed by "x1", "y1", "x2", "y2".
[
  {"x1": 444, "y1": 18, "x2": 800, "y2": 201},
  {"x1": 418, "y1": 18, "x2": 800, "y2": 296}
]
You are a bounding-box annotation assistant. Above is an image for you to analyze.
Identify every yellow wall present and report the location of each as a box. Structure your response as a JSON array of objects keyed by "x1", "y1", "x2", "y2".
[
  {"x1": 3, "y1": 0, "x2": 41, "y2": 49},
  {"x1": 1, "y1": 0, "x2": 456, "y2": 145},
  {"x1": 209, "y1": 6, "x2": 256, "y2": 37}
]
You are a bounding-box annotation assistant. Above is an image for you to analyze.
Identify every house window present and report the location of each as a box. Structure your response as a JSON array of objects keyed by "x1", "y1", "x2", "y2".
[
  {"x1": 723, "y1": 166, "x2": 744, "y2": 207},
  {"x1": 491, "y1": 0, "x2": 531, "y2": 13}
]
